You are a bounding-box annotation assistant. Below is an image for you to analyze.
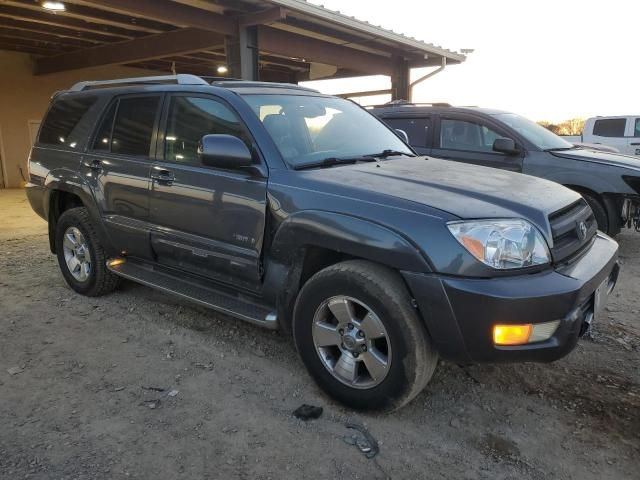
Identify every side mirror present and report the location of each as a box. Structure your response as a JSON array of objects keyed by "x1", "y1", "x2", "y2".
[
  {"x1": 395, "y1": 129, "x2": 409, "y2": 144},
  {"x1": 198, "y1": 134, "x2": 253, "y2": 169},
  {"x1": 493, "y1": 137, "x2": 520, "y2": 155}
]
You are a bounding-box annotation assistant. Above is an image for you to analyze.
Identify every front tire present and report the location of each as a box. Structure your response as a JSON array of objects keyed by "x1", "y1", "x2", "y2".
[
  {"x1": 55, "y1": 207, "x2": 120, "y2": 297},
  {"x1": 293, "y1": 260, "x2": 438, "y2": 412}
]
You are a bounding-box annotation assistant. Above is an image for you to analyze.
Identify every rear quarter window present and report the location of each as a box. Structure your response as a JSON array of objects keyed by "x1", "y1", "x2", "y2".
[{"x1": 39, "y1": 96, "x2": 96, "y2": 146}]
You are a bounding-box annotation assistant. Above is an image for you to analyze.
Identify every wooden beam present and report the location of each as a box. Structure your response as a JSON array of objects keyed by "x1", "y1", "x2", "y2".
[
  {"x1": 238, "y1": 7, "x2": 287, "y2": 27},
  {"x1": 0, "y1": 17, "x2": 116, "y2": 44},
  {"x1": 4, "y1": 0, "x2": 170, "y2": 34},
  {"x1": 0, "y1": 26, "x2": 96, "y2": 48},
  {"x1": 257, "y1": 26, "x2": 393, "y2": 76},
  {"x1": 0, "y1": 5, "x2": 143, "y2": 39},
  {"x1": 77, "y1": 0, "x2": 237, "y2": 36},
  {"x1": 0, "y1": 40, "x2": 57, "y2": 56},
  {"x1": 34, "y1": 28, "x2": 225, "y2": 75}
]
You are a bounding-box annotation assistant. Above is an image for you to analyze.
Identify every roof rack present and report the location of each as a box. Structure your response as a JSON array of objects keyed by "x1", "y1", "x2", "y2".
[
  {"x1": 376, "y1": 100, "x2": 452, "y2": 108},
  {"x1": 69, "y1": 74, "x2": 210, "y2": 92}
]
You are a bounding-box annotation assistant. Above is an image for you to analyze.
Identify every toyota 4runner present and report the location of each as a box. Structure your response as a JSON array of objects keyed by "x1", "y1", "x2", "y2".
[{"x1": 27, "y1": 75, "x2": 620, "y2": 411}]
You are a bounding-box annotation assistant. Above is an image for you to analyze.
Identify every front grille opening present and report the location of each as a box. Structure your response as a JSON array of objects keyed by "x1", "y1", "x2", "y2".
[{"x1": 549, "y1": 199, "x2": 597, "y2": 263}]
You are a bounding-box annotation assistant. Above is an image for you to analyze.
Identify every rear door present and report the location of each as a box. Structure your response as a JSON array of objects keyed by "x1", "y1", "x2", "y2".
[
  {"x1": 149, "y1": 93, "x2": 267, "y2": 290},
  {"x1": 433, "y1": 114, "x2": 523, "y2": 172},
  {"x1": 381, "y1": 116, "x2": 432, "y2": 155},
  {"x1": 82, "y1": 94, "x2": 162, "y2": 259}
]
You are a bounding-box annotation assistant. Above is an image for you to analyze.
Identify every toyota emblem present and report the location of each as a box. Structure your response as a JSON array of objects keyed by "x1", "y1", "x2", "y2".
[{"x1": 577, "y1": 221, "x2": 588, "y2": 239}]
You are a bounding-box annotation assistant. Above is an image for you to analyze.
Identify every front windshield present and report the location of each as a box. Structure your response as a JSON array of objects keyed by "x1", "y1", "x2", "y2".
[
  {"x1": 493, "y1": 113, "x2": 574, "y2": 150},
  {"x1": 242, "y1": 94, "x2": 413, "y2": 168}
]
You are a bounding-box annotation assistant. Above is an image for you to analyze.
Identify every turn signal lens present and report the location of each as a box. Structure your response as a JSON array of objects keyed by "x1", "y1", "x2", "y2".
[{"x1": 493, "y1": 324, "x2": 532, "y2": 346}]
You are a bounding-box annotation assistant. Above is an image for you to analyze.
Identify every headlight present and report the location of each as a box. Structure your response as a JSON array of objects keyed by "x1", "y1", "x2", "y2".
[{"x1": 447, "y1": 219, "x2": 550, "y2": 269}]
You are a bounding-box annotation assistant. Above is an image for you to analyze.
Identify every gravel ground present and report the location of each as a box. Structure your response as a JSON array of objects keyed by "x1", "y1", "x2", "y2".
[{"x1": 1, "y1": 188, "x2": 638, "y2": 479}]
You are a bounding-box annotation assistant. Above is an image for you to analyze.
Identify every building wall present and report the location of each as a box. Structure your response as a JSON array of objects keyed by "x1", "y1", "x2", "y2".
[{"x1": 0, "y1": 50, "x2": 156, "y2": 188}]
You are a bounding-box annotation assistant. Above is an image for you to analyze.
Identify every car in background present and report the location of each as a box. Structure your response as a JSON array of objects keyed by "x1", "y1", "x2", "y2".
[
  {"x1": 580, "y1": 116, "x2": 640, "y2": 156},
  {"x1": 372, "y1": 103, "x2": 640, "y2": 235}
]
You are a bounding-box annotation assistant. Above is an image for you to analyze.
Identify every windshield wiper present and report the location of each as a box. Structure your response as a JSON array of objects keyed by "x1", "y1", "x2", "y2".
[
  {"x1": 367, "y1": 149, "x2": 415, "y2": 158},
  {"x1": 293, "y1": 155, "x2": 377, "y2": 171}
]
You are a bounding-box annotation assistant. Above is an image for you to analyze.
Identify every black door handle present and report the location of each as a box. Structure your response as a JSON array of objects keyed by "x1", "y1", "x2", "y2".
[
  {"x1": 151, "y1": 168, "x2": 175, "y2": 185},
  {"x1": 83, "y1": 159, "x2": 102, "y2": 171},
  {"x1": 630, "y1": 142, "x2": 640, "y2": 146}
]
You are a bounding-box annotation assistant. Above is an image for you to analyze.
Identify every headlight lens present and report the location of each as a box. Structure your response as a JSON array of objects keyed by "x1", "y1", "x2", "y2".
[{"x1": 447, "y1": 219, "x2": 550, "y2": 269}]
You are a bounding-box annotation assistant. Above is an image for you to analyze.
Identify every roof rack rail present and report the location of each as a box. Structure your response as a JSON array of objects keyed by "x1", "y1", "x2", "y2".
[{"x1": 69, "y1": 74, "x2": 209, "y2": 92}]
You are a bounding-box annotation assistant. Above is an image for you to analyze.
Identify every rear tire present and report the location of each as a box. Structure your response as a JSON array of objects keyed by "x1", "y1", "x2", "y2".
[
  {"x1": 581, "y1": 192, "x2": 609, "y2": 234},
  {"x1": 55, "y1": 207, "x2": 120, "y2": 297},
  {"x1": 293, "y1": 260, "x2": 438, "y2": 412}
]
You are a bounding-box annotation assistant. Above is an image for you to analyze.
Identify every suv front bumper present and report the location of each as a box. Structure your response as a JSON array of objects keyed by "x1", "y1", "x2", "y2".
[{"x1": 402, "y1": 232, "x2": 620, "y2": 364}]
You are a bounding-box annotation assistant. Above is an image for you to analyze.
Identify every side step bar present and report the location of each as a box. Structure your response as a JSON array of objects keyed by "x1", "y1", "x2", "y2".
[{"x1": 107, "y1": 259, "x2": 278, "y2": 330}]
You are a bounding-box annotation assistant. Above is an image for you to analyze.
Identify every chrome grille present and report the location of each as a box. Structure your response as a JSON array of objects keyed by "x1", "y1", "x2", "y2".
[{"x1": 549, "y1": 199, "x2": 597, "y2": 262}]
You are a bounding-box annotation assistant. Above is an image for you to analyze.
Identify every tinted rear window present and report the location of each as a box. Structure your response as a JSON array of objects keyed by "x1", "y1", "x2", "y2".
[
  {"x1": 593, "y1": 118, "x2": 626, "y2": 137},
  {"x1": 111, "y1": 96, "x2": 160, "y2": 156},
  {"x1": 39, "y1": 96, "x2": 96, "y2": 146}
]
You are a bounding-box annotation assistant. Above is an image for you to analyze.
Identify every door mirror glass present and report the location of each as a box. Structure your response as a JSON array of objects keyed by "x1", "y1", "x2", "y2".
[
  {"x1": 493, "y1": 137, "x2": 520, "y2": 155},
  {"x1": 395, "y1": 129, "x2": 409, "y2": 143},
  {"x1": 198, "y1": 134, "x2": 253, "y2": 169}
]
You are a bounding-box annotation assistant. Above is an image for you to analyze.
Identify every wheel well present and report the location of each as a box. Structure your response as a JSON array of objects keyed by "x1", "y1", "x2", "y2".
[
  {"x1": 48, "y1": 190, "x2": 84, "y2": 253},
  {"x1": 298, "y1": 246, "x2": 354, "y2": 290}
]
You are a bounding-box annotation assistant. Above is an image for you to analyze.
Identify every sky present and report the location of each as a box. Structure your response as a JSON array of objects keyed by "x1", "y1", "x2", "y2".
[{"x1": 302, "y1": 0, "x2": 639, "y2": 122}]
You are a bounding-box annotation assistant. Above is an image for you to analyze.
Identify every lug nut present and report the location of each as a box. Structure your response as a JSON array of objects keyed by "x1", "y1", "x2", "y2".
[
  {"x1": 357, "y1": 331, "x2": 365, "y2": 338},
  {"x1": 339, "y1": 328, "x2": 344, "y2": 335},
  {"x1": 361, "y1": 345, "x2": 367, "y2": 352},
  {"x1": 347, "y1": 323, "x2": 354, "y2": 330},
  {"x1": 353, "y1": 352, "x2": 359, "y2": 358}
]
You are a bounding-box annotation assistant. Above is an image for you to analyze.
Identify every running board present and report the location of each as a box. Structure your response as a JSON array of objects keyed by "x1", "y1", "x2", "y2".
[{"x1": 107, "y1": 259, "x2": 277, "y2": 329}]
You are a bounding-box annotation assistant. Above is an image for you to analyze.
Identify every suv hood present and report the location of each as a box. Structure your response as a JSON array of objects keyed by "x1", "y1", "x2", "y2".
[
  {"x1": 551, "y1": 148, "x2": 640, "y2": 172},
  {"x1": 302, "y1": 157, "x2": 579, "y2": 235}
]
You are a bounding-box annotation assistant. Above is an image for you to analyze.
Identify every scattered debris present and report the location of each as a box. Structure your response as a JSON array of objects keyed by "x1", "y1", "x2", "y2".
[
  {"x1": 193, "y1": 362, "x2": 214, "y2": 370},
  {"x1": 140, "y1": 399, "x2": 160, "y2": 409},
  {"x1": 450, "y1": 418, "x2": 461, "y2": 428},
  {"x1": 293, "y1": 404, "x2": 323, "y2": 421},
  {"x1": 142, "y1": 386, "x2": 167, "y2": 392},
  {"x1": 111, "y1": 386, "x2": 125, "y2": 392},
  {"x1": 167, "y1": 389, "x2": 179, "y2": 397},
  {"x1": 7, "y1": 366, "x2": 23, "y2": 376},
  {"x1": 343, "y1": 422, "x2": 379, "y2": 459}
]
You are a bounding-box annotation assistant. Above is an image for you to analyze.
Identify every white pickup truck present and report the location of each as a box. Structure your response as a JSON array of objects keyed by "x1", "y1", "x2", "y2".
[{"x1": 579, "y1": 116, "x2": 640, "y2": 156}]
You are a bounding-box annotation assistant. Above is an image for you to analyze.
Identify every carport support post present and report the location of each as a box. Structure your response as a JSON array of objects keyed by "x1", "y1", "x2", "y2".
[
  {"x1": 225, "y1": 26, "x2": 259, "y2": 80},
  {"x1": 391, "y1": 57, "x2": 410, "y2": 101}
]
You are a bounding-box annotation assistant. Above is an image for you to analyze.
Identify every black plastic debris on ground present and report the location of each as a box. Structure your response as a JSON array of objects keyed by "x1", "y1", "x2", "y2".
[
  {"x1": 343, "y1": 422, "x2": 380, "y2": 459},
  {"x1": 293, "y1": 404, "x2": 323, "y2": 421}
]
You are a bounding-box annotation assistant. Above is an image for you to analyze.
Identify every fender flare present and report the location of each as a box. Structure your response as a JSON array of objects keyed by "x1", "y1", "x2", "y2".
[{"x1": 44, "y1": 170, "x2": 113, "y2": 253}]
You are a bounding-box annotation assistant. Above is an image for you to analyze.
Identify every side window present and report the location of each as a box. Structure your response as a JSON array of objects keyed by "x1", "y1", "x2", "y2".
[
  {"x1": 593, "y1": 118, "x2": 626, "y2": 137},
  {"x1": 440, "y1": 119, "x2": 502, "y2": 153},
  {"x1": 384, "y1": 118, "x2": 430, "y2": 147},
  {"x1": 91, "y1": 101, "x2": 117, "y2": 151},
  {"x1": 634, "y1": 119, "x2": 640, "y2": 138},
  {"x1": 112, "y1": 96, "x2": 161, "y2": 156},
  {"x1": 39, "y1": 96, "x2": 96, "y2": 146},
  {"x1": 164, "y1": 96, "x2": 250, "y2": 164}
]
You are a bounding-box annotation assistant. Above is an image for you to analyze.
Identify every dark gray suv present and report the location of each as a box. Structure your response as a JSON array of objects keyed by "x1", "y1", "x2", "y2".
[
  {"x1": 372, "y1": 103, "x2": 640, "y2": 236},
  {"x1": 27, "y1": 76, "x2": 619, "y2": 411}
]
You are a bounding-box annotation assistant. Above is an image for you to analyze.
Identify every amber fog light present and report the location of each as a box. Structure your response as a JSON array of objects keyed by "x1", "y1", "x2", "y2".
[{"x1": 493, "y1": 321, "x2": 560, "y2": 346}]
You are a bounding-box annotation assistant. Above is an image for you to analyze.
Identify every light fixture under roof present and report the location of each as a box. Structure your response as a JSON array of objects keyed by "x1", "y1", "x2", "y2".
[
  {"x1": 42, "y1": 1, "x2": 66, "y2": 11},
  {"x1": 217, "y1": 65, "x2": 228, "y2": 74}
]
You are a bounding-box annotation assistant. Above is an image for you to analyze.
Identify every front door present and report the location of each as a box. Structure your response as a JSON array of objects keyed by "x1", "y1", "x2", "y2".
[
  {"x1": 149, "y1": 93, "x2": 267, "y2": 290},
  {"x1": 382, "y1": 116, "x2": 432, "y2": 155},
  {"x1": 628, "y1": 118, "x2": 640, "y2": 156},
  {"x1": 81, "y1": 94, "x2": 162, "y2": 259},
  {"x1": 433, "y1": 115, "x2": 523, "y2": 172}
]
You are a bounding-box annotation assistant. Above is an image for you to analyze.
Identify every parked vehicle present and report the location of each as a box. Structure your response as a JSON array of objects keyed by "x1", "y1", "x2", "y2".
[
  {"x1": 372, "y1": 103, "x2": 640, "y2": 235},
  {"x1": 27, "y1": 76, "x2": 619, "y2": 411},
  {"x1": 580, "y1": 116, "x2": 640, "y2": 156}
]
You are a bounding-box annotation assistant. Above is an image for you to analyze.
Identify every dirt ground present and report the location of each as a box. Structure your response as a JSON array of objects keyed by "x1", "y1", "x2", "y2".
[{"x1": 1, "y1": 188, "x2": 638, "y2": 480}]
